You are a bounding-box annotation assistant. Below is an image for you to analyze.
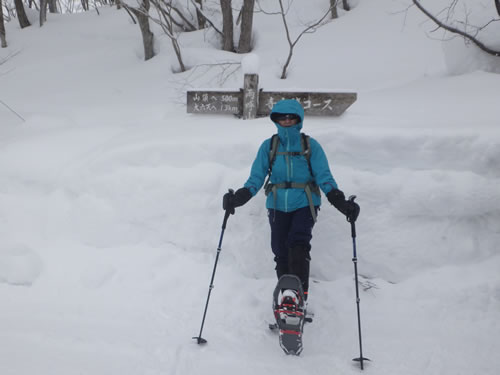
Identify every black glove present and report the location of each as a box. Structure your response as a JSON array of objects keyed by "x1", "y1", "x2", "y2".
[
  {"x1": 223, "y1": 187, "x2": 252, "y2": 215},
  {"x1": 327, "y1": 188, "x2": 360, "y2": 222}
]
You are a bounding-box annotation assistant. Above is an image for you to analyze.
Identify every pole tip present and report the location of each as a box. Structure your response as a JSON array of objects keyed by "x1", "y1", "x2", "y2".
[{"x1": 192, "y1": 337, "x2": 208, "y2": 345}]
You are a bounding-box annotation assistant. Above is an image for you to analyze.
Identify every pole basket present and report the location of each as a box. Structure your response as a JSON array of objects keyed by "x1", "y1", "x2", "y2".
[
  {"x1": 192, "y1": 336, "x2": 208, "y2": 345},
  {"x1": 353, "y1": 357, "x2": 371, "y2": 370}
]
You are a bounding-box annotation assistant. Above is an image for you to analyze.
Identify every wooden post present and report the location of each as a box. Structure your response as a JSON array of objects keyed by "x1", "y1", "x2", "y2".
[{"x1": 242, "y1": 74, "x2": 259, "y2": 119}]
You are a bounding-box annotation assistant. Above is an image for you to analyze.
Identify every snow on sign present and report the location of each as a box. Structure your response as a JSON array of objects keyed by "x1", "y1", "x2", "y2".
[{"x1": 187, "y1": 74, "x2": 357, "y2": 119}]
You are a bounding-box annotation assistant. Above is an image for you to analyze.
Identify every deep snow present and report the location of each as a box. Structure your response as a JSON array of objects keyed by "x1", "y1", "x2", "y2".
[{"x1": 1, "y1": 1, "x2": 500, "y2": 374}]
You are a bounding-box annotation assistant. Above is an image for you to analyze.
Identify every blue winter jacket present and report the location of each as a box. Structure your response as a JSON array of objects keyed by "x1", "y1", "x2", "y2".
[{"x1": 244, "y1": 99, "x2": 338, "y2": 212}]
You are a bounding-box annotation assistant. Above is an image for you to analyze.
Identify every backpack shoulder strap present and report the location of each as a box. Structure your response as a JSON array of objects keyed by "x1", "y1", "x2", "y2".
[
  {"x1": 268, "y1": 134, "x2": 280, "y2": 174},
  {"x1": 301, "y1": 133, "x2": 314, "y2": 177},
  {"x1": 264, "y1": 134, "x2": 280, "y2": 191}
]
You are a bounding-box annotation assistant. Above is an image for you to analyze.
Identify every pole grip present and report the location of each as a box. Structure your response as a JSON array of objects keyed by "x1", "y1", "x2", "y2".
[
  {"x1": 348, "y1": 195, "x2": 357, "y2": 238},
  {"x1": 222, "y1": 188, "x2": 234, "y2": 229}
]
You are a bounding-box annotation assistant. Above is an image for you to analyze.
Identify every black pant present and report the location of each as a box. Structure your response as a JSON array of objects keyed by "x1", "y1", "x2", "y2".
[{"x1": 268, "y1": 206, "x2": 317, "y2": 294}]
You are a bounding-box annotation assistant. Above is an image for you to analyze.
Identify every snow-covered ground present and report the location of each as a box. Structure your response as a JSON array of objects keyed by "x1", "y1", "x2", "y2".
[{"x1": 1, "y1": 1, "x2": 500, "y2": 374}]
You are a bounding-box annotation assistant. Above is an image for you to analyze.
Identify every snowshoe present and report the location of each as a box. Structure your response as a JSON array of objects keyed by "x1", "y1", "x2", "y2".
[{"x1": 272, "y1": 274, "x2": 306, "y2": 355}]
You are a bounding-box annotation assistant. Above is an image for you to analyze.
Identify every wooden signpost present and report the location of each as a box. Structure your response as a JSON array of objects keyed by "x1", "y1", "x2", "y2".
[{"x1": 187, "y1": 74, "x2": 357, "y2": 119}]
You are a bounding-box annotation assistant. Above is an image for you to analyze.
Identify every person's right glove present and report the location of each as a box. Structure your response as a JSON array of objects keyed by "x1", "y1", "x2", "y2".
[
  {"x1": 222, "y1": 187, "x2": 252, "y2": 215},
  {"x1": 326, "y1": 188, "x2": 360, "y2": 222}
]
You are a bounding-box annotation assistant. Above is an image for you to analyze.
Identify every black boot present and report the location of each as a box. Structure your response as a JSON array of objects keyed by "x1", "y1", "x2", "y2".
[
  {"x1": 275, "y1": 257, "x2": 288, "y2": 279},
  {"x1": 288, "y1": 244, "x2": 311, "y2": 296}
]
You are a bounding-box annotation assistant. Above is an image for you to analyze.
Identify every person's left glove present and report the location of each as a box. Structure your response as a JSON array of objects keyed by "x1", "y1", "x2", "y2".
[
  {"x1": 327, "y1": 188, "x2": 360, "y2": 222},
  {"x1": 222, "y1": 187, "x2": 253, "y2": 215}
]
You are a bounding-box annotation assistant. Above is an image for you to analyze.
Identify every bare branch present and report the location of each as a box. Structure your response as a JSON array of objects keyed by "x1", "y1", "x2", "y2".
[
  {"x1": 0, "y1": 49, "x2": 21, "y2": 66},
  {"x1": 291, "y1": 5, "x2": 335, "y2": 47},
  {"x1": 0, "y1": 98, "x2": 25, "y2": 122},
  {"x1": 278, "y1": 0, "x2": 293, "y2": 47},
  {"x1": 123, "y1": 5, "x2": 137, "y2": 24},
  {"x1": 255, "y1": 0, "x2": 283, "y2": 15},
  {"x1": 412, "y1": 0, "x2": 500, "y2": 57},
  {"x1": 189, "y1": 0, "x2": 223, "y2": 36},
  {"x1": 162, "y1": 0, "x2": 197, "y2": 31},
  {"x1": 278, "y1": 0, "x2": 336, "y2": 78}
]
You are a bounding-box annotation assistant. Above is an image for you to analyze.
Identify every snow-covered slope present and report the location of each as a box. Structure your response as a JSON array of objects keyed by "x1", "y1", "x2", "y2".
[{"x1": 1, "y1": 1, "x2": 499, "y2": 374}]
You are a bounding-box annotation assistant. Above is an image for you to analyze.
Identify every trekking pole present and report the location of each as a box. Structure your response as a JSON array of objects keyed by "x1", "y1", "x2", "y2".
[
  {"x1": 193, "y1": 191, "x2": 233, "y2": 345},
  {"x1": 348, "y1": 195, "x2": 370, "y2": 369}
]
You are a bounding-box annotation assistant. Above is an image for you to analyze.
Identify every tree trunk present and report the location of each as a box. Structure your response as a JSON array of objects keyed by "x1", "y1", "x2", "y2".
[
  {"x1": 48, "y1": 0, "x2": 57, "y2": 13},
  {"x1": 238, "y1": 0, "x2": 254, "y2": 53},
  {"x1": 40, "y1": 0, "x2": 48, "y2": 26},
  {"x1": 171, "y1": 37, "x2": 186, "y2": 72},
  {"x1": 0, "y1": 0, "x2": 7, "y2": 48},
  {"x1": 81, "y1": 0, "x2": 89, "y2": 11},
  {"x1": 281, "y1": 46, "x2": 293, "y2": 79},
  {"x1": 220, "y1": 0, "x2": 234, "y2": 52},
  {"x1": 343, "y1": 0, "x2": 350, "y2": 11},
  {"x1": 195, "y1": 0, "x2": 205, "y2": 29},
  {"x1": 330, "y1": 0, "x2": 338, "y2": 19},
  {"x1": 495, "y1": 0, "x2": 500, "y2": 17},
  {"x1": 130, "y1": 0, "x2": 155, "y2": 61},
  {"x1": 14, "y1": 0, "x2": 31, "y2": 28}
]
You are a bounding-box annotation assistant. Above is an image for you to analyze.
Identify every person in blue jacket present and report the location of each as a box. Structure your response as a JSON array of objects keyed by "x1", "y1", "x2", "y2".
[{"x1": 223, "y1": 99, "x2": 359, "y2": 299}]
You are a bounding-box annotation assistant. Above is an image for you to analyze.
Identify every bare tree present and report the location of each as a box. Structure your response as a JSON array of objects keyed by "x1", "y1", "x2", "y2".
[
  {"x1": 412, "y1": 0, "x2": 500, "y2": 57},
  {"x1": 14, "y1": 0, "x2": 31, "y2": 28},
  {"x1": 194, "y1": 0, "x2": 205, "y2": 28},
  {"x1": 342, "y1": 0, "x2": 350, "y2": 11},
  {"x1": 190, "y1": 0, "x2": 254, "y2": 53},
  {"x1": 49, "y1": 0, "x2": 57, "y2": 13},
  {"x1": 149, "y1": 0, "x2": 186, "y2": 71},
  {"x1": 220, "y1": 0, "x2": 234, "y2": 52},
  {"x1": 40, "y1": 0, "x2": 48, "y2": 26},
  {"x1": 330, "y1": 0, "x2": 338, "y2": 19},
  {"x1": 278, "y1": 0, "x2": 335, "y2": 78},
  {"x1": 238, "y1": 0, "x2": 255, "y2": 53},
  {"x1": 124, "y1": 0, "x2": 155, "y2": 60},
  {"x1": 0, "y1": 0, "x2": 7, "y2": 48}
]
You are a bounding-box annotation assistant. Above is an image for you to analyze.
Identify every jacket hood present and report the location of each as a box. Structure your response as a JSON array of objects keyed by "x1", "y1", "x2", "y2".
[{"x1": 270, "y1": 99, "x2": 304, "y2": 133}]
